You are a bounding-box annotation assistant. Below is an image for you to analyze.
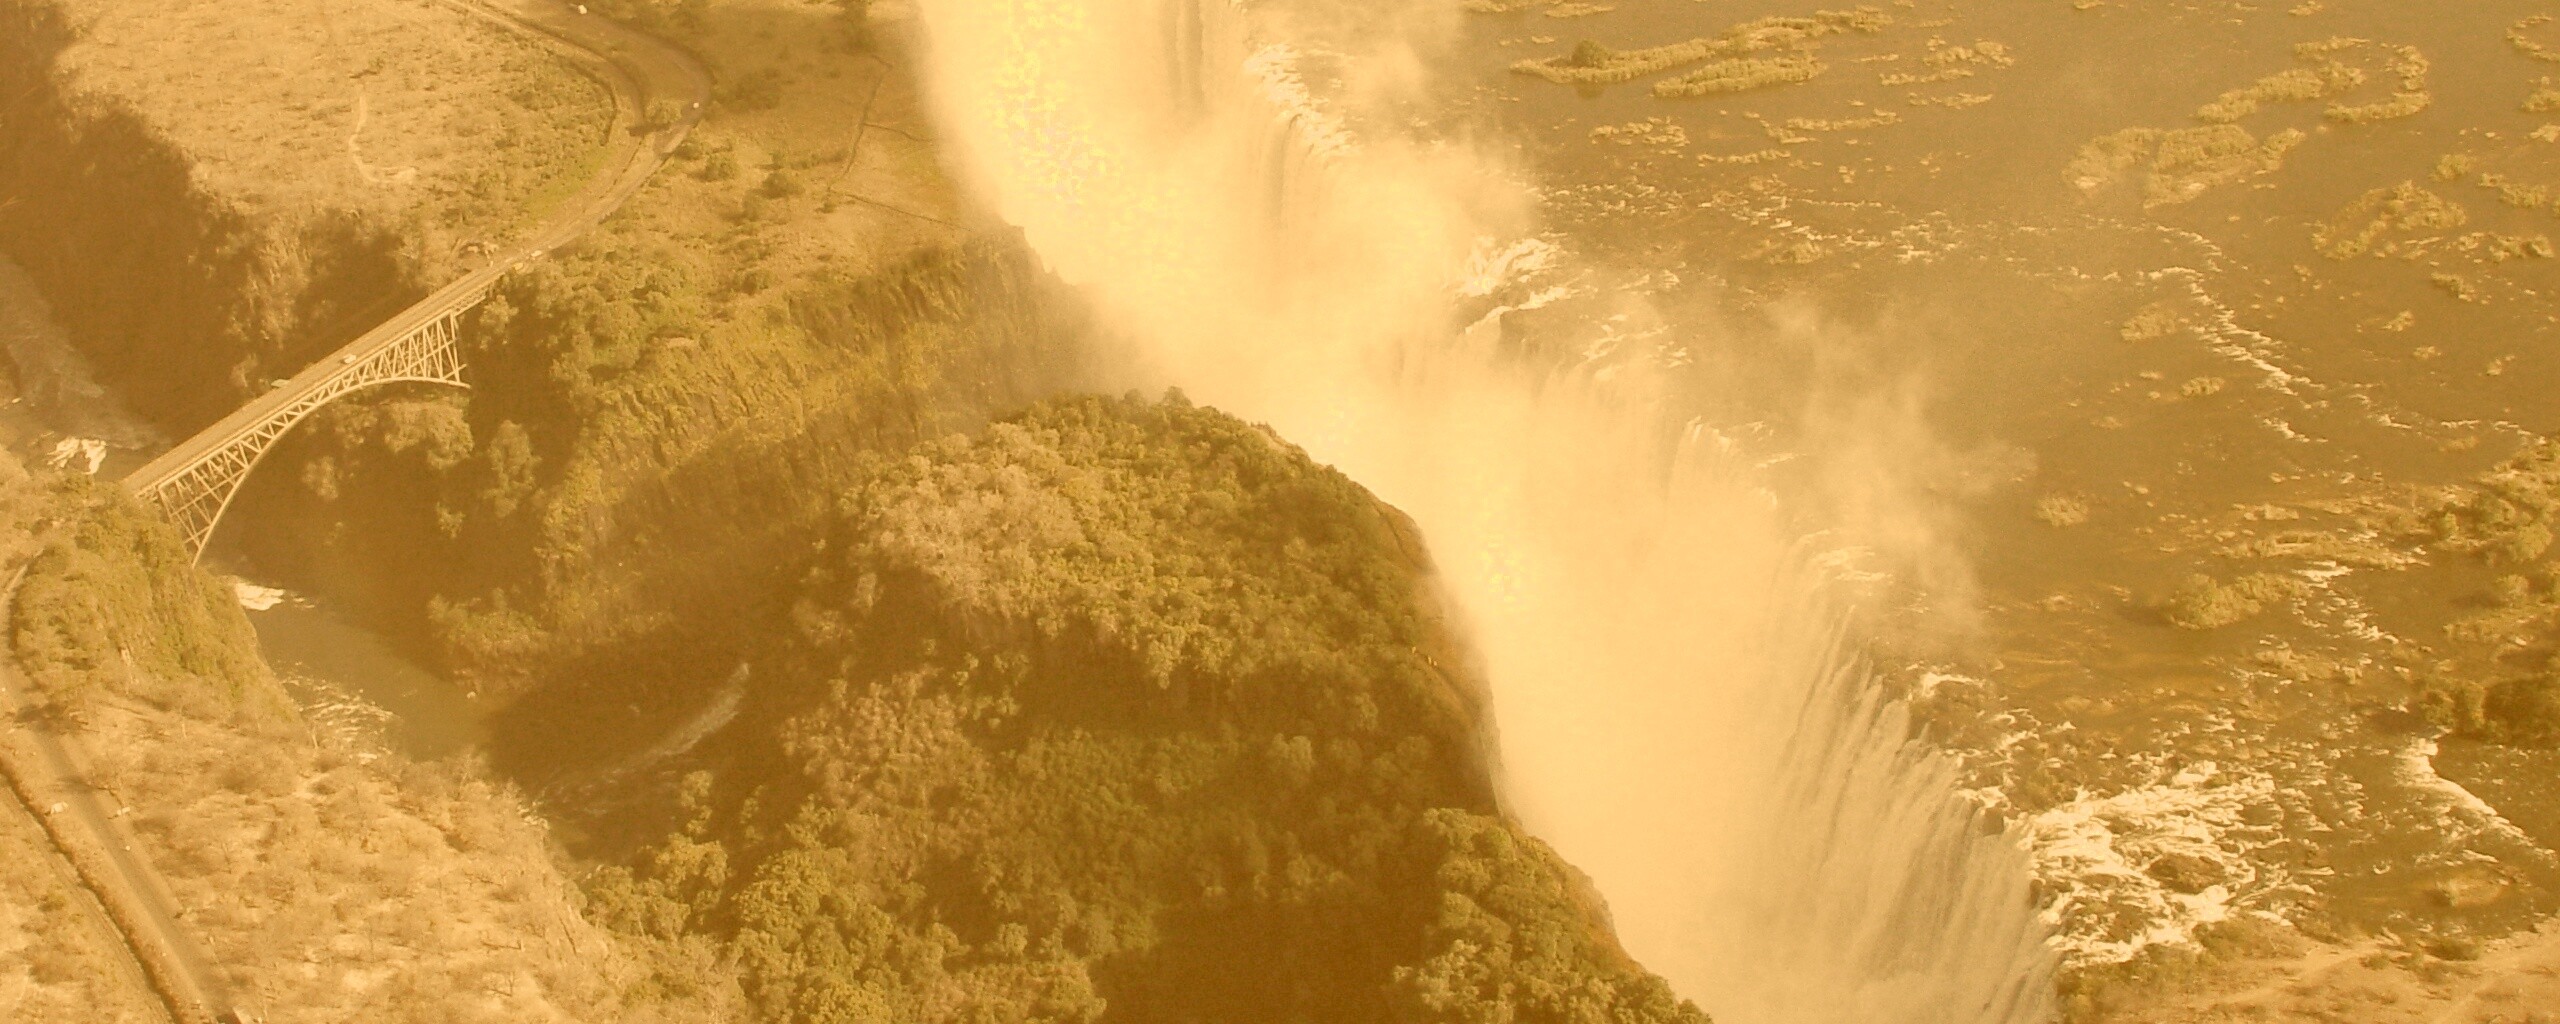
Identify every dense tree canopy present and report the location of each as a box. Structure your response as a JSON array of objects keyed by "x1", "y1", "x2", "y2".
[{"x1": 588, "y1": 395, "x2": 1709, "y2": 1024}]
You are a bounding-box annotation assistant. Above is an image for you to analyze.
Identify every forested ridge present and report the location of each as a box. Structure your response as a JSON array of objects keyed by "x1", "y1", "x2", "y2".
[
  {"x1": 582, "y1": 395, "x2": 1709, "y2": 1024},
  {"x1": 225, "y1": 223, "x2": 1709, "y2": 1023}
]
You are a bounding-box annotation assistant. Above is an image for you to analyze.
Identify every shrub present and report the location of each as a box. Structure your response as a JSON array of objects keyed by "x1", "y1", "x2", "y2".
[
  {"x1": 2119, "y1": 303, "x2": 2182, "y2": 342},
  {"x1": 12, "y1": 476, "x2": 277, "y2": 710},
  {"x1": 2035, "y1": 495, "x2": 2090, "y2": 527},
  {"x1": 643, "y1": 98, "x2": 685, "y2": 131},
  {"x1": 700, "y1": 150, "x2": 739, "y2": 181},
  {"x1": 2416, "y1": 680, "x2": 2478, "y2": 737},
  {"x1": 2483, "y1": 675, "x2": 2560, "y2": 746},
  {"x1": 2163, "y1": 572, "x2": 2306, "y2": 630},
  {"x1": 716, "y1": 68, "x2": 783, "y2": 112}
]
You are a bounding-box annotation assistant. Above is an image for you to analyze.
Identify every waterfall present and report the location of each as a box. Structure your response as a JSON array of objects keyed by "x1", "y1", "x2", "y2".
[{"x1": 907, "y1": 1, "x2": 2059, "y2": 1021}]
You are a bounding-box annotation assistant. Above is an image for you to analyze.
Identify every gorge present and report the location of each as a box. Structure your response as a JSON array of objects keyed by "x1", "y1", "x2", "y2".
[
  {"x1": 906, "y1": 0, "x2": 2054, "y2": 1020},
  {"x1": 11, "y1": 1, "x2": 2560, "y2": 1023}
]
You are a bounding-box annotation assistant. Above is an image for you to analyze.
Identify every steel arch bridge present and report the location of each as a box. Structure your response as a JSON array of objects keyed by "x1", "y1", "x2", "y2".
[
  {"x1": 122, "y1": 266, "x2": 501, "y2": 559},
  {"x1": 114, "y1": 0, "x2": 712, "y2": 562}
]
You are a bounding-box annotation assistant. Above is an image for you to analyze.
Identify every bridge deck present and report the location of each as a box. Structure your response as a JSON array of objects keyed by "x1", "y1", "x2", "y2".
[{"x1": 121, "y1": 261, "x2": 506, "y2": 495}]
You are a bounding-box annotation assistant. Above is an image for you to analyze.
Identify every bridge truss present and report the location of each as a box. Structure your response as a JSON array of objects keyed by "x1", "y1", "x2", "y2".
[{"x1": 126, "y1": 286, "x2": 487, "y2": 559}]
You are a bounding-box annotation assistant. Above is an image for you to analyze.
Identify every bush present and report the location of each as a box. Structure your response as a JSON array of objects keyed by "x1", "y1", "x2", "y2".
[
  {"x1": 2423, "y1": 933, "x2": 2483, "y2": 961},
  {"x1": 700, "y1": 150, "x2": 739, "y2": 181},
  {"x1": 11, "y1": 476, "x2": 278, "y2": 711},
  {"x1": 2162, "y1": 572, "x2": 2306, "y2": 630},
  {"x1": 716, "y1": 68, "x2": 783, "y2": 112},
  {"x1": 834, "y1": 0, "x2": 873, "y2": 46},
  {"x1": 2035, "y1": 495, "x2": 2090, "y2": 527},
  {"x1": 2416, "y1": 676, "x2": 2489, "y2": 734},
  {"x1": 1391, "y1": 809, "x2": 1708, "y2": 1024},
  {"x1": 2430, "y1": 442, "x2": 2560, "y2": 560},
  {"x1": 643, "y1": 98, "x2": 685, "y2": 131},
  {"x1": 2483, "y1": 675, "x2": 2560, "y2": 746}
]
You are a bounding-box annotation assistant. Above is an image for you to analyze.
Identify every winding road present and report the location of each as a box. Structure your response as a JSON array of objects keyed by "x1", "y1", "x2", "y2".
[
  {"x1": 123, "y1": 0, "x2": 711, "y2": 550},
  {"x1": 9, "y1": 2, "x2": 708, "y2": 1020},
  {"x1": 0, "y1": 634, "x2": 218, "y2": 1024}
]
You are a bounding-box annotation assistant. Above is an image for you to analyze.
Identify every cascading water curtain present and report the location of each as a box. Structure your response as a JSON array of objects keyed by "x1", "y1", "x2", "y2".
[{"x1": 910, "y1": 1, "x2": 2060, "y2": 1020}]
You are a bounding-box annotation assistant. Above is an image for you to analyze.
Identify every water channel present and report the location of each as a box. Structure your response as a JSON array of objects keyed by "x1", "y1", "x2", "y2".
[{"x1": 0, "y1": 252, "x2": 484, "y2": 763}]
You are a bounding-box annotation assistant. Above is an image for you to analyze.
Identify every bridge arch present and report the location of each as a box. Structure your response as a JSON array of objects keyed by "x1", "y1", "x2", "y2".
[{"x1": 124, "y1": 283, "x2": 485, "y2": 560}]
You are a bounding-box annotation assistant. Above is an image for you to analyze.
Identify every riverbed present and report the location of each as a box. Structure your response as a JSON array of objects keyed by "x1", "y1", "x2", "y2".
[{"x1": 1448, "y1": 0, "x2": 2560, "y2": 973}]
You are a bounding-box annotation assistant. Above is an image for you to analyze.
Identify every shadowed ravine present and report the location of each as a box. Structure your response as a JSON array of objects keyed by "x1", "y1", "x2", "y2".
[{"x1": 907, "y1": 1, "x2": 2058, "y2": 1020}]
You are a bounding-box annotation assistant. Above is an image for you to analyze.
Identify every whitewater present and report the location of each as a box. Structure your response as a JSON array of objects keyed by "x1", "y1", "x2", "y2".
[{"x1": 903, "y1": 1, "x2": 2059, "y2": 1020}]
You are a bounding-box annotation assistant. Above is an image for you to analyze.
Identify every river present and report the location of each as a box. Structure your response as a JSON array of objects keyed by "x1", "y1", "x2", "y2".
[
  {"x1": 1442, "y1": 0, "x2": 2560, "y2": 968},
  {"x1": 0, "y1": 252, "x2": 486, "y2": 763}
]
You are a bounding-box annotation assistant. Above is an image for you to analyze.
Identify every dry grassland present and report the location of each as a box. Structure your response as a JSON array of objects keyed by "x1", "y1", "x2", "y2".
[{"x1": 51, "y1": 0, "x2": 612, "y2": 244}]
